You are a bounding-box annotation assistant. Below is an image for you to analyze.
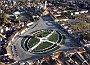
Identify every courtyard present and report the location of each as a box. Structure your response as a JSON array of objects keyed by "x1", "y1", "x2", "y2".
[{"x1": 21, "y1": 29, "x2": 64, "y2": 54}]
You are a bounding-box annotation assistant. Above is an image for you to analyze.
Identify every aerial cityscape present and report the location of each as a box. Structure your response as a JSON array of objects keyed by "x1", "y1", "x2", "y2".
[{"x1": 0, "y1": 0, "x2": 90, "y2": 65}]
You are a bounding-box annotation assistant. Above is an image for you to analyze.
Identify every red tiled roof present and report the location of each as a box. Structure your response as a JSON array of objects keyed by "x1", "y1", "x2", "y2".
[
  {"x1": 54, "y1": 52, "x2": 63, "y2": 58},
  {"x1": 77, "y1": 47, "x2": 85, "y2": 52}
]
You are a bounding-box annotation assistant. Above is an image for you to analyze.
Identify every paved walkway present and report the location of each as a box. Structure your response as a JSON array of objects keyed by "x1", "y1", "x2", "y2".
[
  {"x1": 29, "y1": 31, "x2": 55, "y2": 52},
  {"x1": 46, "y1": 31, "x2": 54, "y2": 38}
]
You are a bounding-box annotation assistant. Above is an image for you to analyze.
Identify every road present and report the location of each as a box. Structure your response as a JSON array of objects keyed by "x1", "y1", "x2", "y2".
[{"x1": 11, "y1": 15, "x2": 79, "y2": 61}]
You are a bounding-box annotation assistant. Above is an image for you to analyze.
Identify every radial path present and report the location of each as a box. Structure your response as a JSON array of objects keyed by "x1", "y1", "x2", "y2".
[{"x1": 29, "y1": 31, "x2": 55, "y2": 52}]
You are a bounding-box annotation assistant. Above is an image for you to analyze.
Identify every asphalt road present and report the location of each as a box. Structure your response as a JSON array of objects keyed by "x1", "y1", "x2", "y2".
[{"x1": 11, "y1": 15, "x2": 79, "y2": 61}]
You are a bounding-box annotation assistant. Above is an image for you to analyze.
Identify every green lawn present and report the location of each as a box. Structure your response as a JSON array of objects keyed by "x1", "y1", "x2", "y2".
[
  {"x1": 46, "y1": 46, "x2": 60, "y2": 53},
  {"x1": 32, "y1": 46, "x2": 60, "y2": 54},
  {"x1": 21, "y1": 36, "x2": 28, "y2": 50},
  {"x1": 60, "y1": 35, "x2": 65, "y2": 45},
  {"x1": 28, "y1": 37, "x2": 40, "y2": 48},
  {"x1": 30, "y1": 29, "x2": 45, "y2": 34},
  {"x1": 60, "y1": 39, "x2": 65, "y2": 45},
  {"x1": 42, "y1": 31, "x2": 51, "y2": 37},
  {"x1": 34, "y1": 31, "x2": 51, "y2": 37},
  {"x1": 30, "y1": 30, "x2": 40, "y2": 34},
  {"x1": 48, "y1": 32, "x2": 58, "y2": 42},
  {"x1": 32, "y1": 29, "x2": 51, "y2": 38},
  {"x1": 35, "y1": 42, "x2": 53, "y2": 50}
]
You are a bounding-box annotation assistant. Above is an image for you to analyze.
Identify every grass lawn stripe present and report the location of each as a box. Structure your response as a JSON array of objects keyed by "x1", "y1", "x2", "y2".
[
  {"x1": 32, "y1": 46, "x2": 60, "y2": 54},
  {"x1": 28, "y1": 37, "x2": 40, "y2": 48},
  {"x1": 48, "y1": 32, "x2": 58, "y2": 42},
  {"x1": 35, "y1": 42, "x2": 53, "y2": 50},
  {"x1": 21, "y1": 36, "x2": 28, "y2": 50}
]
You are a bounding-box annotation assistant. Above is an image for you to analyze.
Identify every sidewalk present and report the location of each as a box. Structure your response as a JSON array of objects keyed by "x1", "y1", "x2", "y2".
[{"x1": 6, "y1": 46, "x2": 16, "y2": 62}]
